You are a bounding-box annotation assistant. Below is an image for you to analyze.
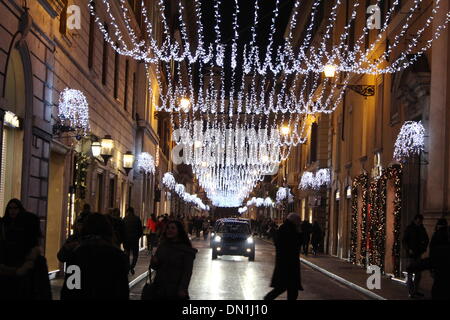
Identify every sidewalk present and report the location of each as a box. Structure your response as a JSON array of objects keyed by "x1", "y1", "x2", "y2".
[
  {"x1": 50, "y1": 249, "x2": 151, "y2": 300},
  {"x1": 259, "y1": 237, "x2": 433, "y2": 300}
]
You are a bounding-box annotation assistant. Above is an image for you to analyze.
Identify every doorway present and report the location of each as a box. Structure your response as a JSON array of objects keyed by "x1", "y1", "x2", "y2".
[{"x1": 46, "y1": 152, "x2": 65, "y2": 271}]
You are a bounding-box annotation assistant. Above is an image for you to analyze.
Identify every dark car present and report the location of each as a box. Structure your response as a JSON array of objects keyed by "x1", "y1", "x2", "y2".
[{"x1": 211, "y1": 219, "x2": 255, "y2": 261}]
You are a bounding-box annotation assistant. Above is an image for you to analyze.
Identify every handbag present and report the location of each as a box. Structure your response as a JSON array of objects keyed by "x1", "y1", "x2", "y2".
[{"x1": 141, "y1": 268, "x2": 158, "y2": 300}]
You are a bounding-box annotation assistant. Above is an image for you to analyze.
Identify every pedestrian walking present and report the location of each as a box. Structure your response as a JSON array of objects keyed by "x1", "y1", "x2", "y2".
[
  {"x1": 188, "y1": 217, "x2": 194, "y2": 236},
  {"x1": 146, "y1": 220, "x2": 198, "y2": 300},
  {"x1": 123, "y1": 207, "x2": 143, "y2": 275},
  {"x1": 403, "y1": 214, "x2": 429, "y2": 298},
  {"x1": 301, "y1": 220, "x2": 312, "y2": 255},
  {"x1": 311, "y1": 221, "x2": 323, "y2": 255},
  {"x1": 429, "y1": 218, "x2": 450, "y2": 300},
  {"x1": 60, "y1": 213, "x2": 129, "y2": 300},
  {"x1": 146, "y1": 214, "x2": 159, "y2": 253},
  {"x1": 202, "y1": 218, "x2": 210, "y2": 240},
  {"x1": 107, "y1": 208, "x2": 125, "y2": 248},
  {"x1": 74, "y1": 204, "x2": 92, "y2": 233},
  {"x1": 0, "y1": 199, "x2": 51, "y2": 300},
  {"x1": 264, "y1": 213, "x2": 303, "y2": 301}
]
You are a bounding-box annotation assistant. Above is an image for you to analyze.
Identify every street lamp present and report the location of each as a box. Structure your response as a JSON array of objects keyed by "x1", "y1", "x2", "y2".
[
  {"x1": 100, "y1": 135, "x2": 114, "y2": 165},
  {"x1": 280, "y1": 125, "x2": 290, "y2": 136},
  {"x1": 323, "y1": 64, "x2": 337, "y2": 78},
  {"x1": 123, "y1": 151, "x2": 134, "y2": 175},
  {"x1": 180, "y1": 97, "x2": 191, "y2": 112},
  {"x1": 323, "y1": 64, "x2": 375, "y2": 97},
  {"x1": 91, "y1": 141, "x2": 101, "y2": 158}
]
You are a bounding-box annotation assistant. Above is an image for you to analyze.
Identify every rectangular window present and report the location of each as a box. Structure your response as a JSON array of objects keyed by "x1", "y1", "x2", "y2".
[
  {"x1": 102, "y1": 24, "x2": 109, "y2": 85},
  {"x1": 124, "y1": 60, "x2": 129, "y2": 110},
  {"x1": 114, "y1": 47, "x2": 120, "y2": 99},
  {"x1": 88, "y1": 1, "x2": 96, "y2": 69},
  {"x1": 97, "y1": 173, "x2": 104, "y2": 212},
  {"x1": 132, "y1": 73, "x2": 136, "y2": 120},
  {"x1": 59, "y1": 0, "x2": 69, "y2": 35}
]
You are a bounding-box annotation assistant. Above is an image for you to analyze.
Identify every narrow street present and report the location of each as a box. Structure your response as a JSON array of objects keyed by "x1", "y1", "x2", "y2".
[{"x1": 130, "y1": 238, "x2": 369, "y2": 300}]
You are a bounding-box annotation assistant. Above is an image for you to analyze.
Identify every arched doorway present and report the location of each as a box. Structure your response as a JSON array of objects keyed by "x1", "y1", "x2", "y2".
[{"x1": 0, "y1": 41, "x2": 27, "y2": 215}]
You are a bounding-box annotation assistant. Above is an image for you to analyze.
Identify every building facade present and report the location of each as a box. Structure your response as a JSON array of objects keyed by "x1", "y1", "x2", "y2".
[
  {"x1": 283, "y1": 0, "x2": 450, "y2": 277},
  {"x1": 0, "y1": 0, "x2": 169, "y2": 274}
]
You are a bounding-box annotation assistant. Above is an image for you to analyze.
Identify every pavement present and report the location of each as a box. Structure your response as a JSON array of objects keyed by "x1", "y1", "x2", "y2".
[
  {"x1": 51, "y1": 236, "x2": 433, "y2": 300},
  {"x1": 130, "y1": 237, "x2": 370, "y2": 300},
  {"x1": 259, "y1": 237, "x2": 433, "y2": 300}
]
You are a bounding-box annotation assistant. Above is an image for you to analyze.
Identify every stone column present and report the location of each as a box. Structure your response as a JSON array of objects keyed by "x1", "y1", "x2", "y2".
[{"x1": 425, "y1": 0, "x2": 450, "y2": 231}]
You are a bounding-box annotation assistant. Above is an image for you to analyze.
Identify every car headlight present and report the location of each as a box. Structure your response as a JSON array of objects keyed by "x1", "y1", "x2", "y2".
[
  {"x1": 247, "y1": 237, "x2": 254, "y2": 244},
  {"x1": 211, "y1": 232, "x2": 215, "y2": 237},
  {"x1": 214, "y1": 235, "x2": 221, "y2": 242}
]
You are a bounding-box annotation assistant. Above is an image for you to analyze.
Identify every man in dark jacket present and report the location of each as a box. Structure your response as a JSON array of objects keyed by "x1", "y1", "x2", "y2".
[
  {"x1": 402, "y1": 214, "x2": 429, "y2": 298},
  {"x1": 264, "y1": 213, "x2": 303, "y2": 300},
  {"x1": 123, "y1": 207, "x2": 143, "y2": 275},
  {"x1": 61, "y1": 213, "x2": 129, "y2": 300}
]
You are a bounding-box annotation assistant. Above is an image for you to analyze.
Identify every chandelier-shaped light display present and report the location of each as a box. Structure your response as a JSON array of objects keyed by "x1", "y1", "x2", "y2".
[
  {"x1": 393, "y1": 121, "x2": 426, "y2": 161},
  {"x1": 162, "y1": 172, "x2": 209, "y2": 211},
  {"x1": 299, "y1": 168, "x2": 331, "y2": 190},
  {"x1": 137, "y1": 152, "x2": 155, "y2": 174},
  {"x1": 90, "y1": 0, "x2": 450, "y2": 75},
  {"x1": 57, "y1": 88, "x2": 90, "y2": 135}
]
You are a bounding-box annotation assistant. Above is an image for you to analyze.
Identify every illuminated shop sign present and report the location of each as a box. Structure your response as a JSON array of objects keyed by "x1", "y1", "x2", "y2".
[{"x1": 3, "y1": 111, "x2": 20, "y2": 128}]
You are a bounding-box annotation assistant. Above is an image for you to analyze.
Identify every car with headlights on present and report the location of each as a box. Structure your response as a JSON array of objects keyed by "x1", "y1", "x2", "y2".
[{"x1": 211, "y1": 219, "x2": 255, "y2": 261}]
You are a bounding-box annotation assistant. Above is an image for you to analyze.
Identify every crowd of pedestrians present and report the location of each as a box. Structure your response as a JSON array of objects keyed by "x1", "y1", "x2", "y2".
[{"x1": 1, "y1": 196, "x2": 449, "y2": 300}]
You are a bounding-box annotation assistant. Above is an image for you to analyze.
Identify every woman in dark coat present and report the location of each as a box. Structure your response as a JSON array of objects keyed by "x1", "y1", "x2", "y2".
[
  {"x1": 150, "y1": 220, "x2": 198, "y2": 300},
  {"x1": 0, "y1": 199, "x2": 51, "y2": 300},
  {"x1": 264, "y1": 213, "x2": 303, "y2": 300},
  {"x1": 60, "y1": 213, "x2": 129, "y2": 300}
]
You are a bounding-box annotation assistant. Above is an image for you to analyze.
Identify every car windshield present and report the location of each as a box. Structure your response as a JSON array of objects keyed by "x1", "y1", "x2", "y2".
[{"x1": 218, "y1": 223, "x2": 250, "y2": 234}]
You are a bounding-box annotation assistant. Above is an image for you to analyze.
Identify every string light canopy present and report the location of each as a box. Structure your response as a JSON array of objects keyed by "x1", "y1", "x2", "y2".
[
  {"x1": 299, "y1": 168, "x2": 331, "y2": 190},
  {"x1": 90, "y1": 0, "x2": 450, "y2": 76},
  {"x1": 57, "y1": 88, "x2": 90, "y2": 136},
  {"x1": 90, "y1": 0, "x2": 448, "y2": 207},
  {"x1": 393, "y1": 121, "x2": 426, "y2": 162}
]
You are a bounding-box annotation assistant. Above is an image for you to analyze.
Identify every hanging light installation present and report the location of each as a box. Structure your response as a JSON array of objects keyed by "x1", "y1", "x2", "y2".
[
  {"x1": 89, "y1": 0, "x2": 450, "y2": 75},
  {"x1": 393, "y1": 121, "x2": 426, "y2": 161}
]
